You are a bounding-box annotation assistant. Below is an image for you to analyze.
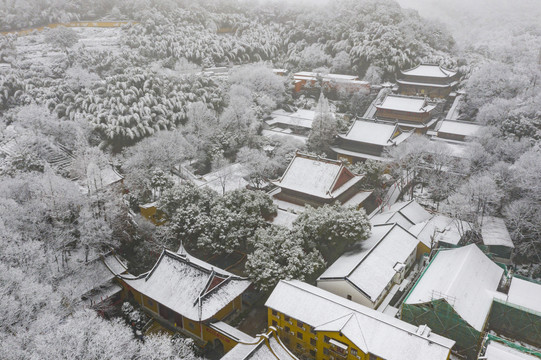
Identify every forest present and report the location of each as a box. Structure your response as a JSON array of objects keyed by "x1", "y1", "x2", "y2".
[{"x1": 1, "y1": 0, "x2": 541, "y2": 359}]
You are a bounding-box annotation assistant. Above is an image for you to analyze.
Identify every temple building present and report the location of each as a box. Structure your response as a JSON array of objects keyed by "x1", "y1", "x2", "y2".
[
  {"x1": 374, "y1": 94, "x2": 438, "y2": 132},
  {"x1": 293, "y1": 72, "x2": 370, "y2": 94},
  {"x1": 270, "y1": 152, "x2": 373, "y2": 211},
  {"x1": 331, "y1": 119, "x2": 412, "y2": 162},
  {"x1": 434, "y1": 119, "x2": 483, "y2": 142},
  {"x1": 118, "y1": 248, "x2": 251, "y2": 353},
  {"x1": 397, "y1": 64, "x2": 459, "y2": 98}
]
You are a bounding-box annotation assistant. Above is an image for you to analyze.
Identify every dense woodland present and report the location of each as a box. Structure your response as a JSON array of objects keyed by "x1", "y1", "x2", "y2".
[{"x1": 1, "y1": 0, "x2": 541, "y2": 358}]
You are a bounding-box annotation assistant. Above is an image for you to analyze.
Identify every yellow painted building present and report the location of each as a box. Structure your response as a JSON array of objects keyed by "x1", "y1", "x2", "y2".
[
  {"x1": 266, "y1": 280, "x2": 455, "y2": 360},
  {"x1": 118, "y1": 248, "x2": 251, "y2": 351}
]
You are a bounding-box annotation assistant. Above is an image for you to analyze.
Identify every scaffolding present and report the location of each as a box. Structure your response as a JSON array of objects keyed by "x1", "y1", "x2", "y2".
[
  {"x1": 480, "y1": 334, "x2": 541, "y2": 359},
  {"x1": 401, "y1": 299, "x2": 481, "y2": 360},
  {"x1": 488, "y1": 298, "x2": 541, "y2": 348}
]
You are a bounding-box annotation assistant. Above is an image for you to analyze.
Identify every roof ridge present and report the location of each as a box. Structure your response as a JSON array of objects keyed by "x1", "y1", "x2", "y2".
[
  {"x1": 442, "y1": 245, "x2": 476, "y2": 299},
  {"x1": 282, "y1": 280, "x2": 452, "y2": 348},
  {"x1": 345, "y1": 224, "x2": 398, "y2": 281}
]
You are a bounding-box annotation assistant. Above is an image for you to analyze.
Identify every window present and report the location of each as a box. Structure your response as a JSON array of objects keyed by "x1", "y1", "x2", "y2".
[
  {"x1": 310, "y1": 350, "x2": 316, "y2": 357},
  {"x1": 285, "y1": 316, "x2": 290, "y2": 322},
  {"x1": 272, "y1": 309, "x2": 278, "y2": 316},
  {"x1": 369, "y1": 354, "x2": 378, "y2": 360},
  {"x1": 310, "y1": 338, "x2": 317, "y2": 346},
  {"x1": 324, "y1": 335, "x2": 330, "y2": 343},
  {"x1": 351, "y1": 349, "x2": 358, "y2": 356},
  {"x1": 272, "y1": 320, "x2": 278, "y2": 327},
  {"x1": 297, "y1": 320, "x2": 304, "y2": 328},
  {"x1": 323, "y1": 347, "x2": 330, "y2": 355},
  {"x1": 309, "y1": 326, "x2": 316, "y2": 334},
  {"x1": 297, "y1": 332, "x2": 303, "y2": 340},
  {"x1": 297, "y1": 343, "x2": 303, "y2": 350},
  {"x1": 347, "y1": 295, "x2": 352, "y2": 300},
  {"x1": 285, "y1": 326, "x2": 290, "y2": 333}
]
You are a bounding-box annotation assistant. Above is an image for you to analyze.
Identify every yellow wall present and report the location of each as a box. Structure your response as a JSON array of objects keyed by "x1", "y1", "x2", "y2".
[
  {"x1": 417, "y1": 242, "x2": 431, "y2": 258},
  {"x1": 202, "y1": 325, "x2": 239, "y2": 352},
  {"x1": 213, "y1": 296, "x2": 240, "y2": 321},
  {"x1": 268, "y1": 308, "x2": 448, "y2": 360},
  {"x1": 142, "y1": 294, "x2": 158, "y2": 313}
]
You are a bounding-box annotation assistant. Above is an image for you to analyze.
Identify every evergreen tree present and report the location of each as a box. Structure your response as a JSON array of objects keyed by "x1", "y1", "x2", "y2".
[{"x1": 306, "y1": 93, "x2": 337, "y2": 155}]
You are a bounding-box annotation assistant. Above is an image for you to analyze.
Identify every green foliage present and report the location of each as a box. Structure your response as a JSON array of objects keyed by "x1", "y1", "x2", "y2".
[
  {"x1": 160, "y1": 184, "x2": 276, "y2": 254},
  {"x1": 293, "y1": 204, "x2": 371, "y2": 263},
  {"x1": 245, "y1": 227, "x2": 325, "y2": 293}
]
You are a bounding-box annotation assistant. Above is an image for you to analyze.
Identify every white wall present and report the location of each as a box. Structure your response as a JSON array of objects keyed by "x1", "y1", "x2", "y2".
[{"x1": 317, "y1": 280, "x2": 375, "y2": 308}]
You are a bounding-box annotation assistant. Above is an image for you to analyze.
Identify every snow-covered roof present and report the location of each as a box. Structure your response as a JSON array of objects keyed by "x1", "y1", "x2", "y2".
[
  {"x1": 370, "y1": 200, "x2": 432, "y2": 229},
  {"x1": 396, "y1": 79, "x2": 457, "y2": 88},
  {"x1": 377, "y1": 95, "x2": 436, "y2": 114},
  {"x1": 400, "y1": 64, "x2": 457, "y2": 78},
  {"x1": 86, "y1": 165, "x2": 123, "y2": 193},
  {"x1": 266, "y1": 280, "x2": 455, "y2": 360},
  {"x1": 319, "y1": 224, "x2": 420, "y2": 302},
  {"x1": 209, "y1": 321, "x2": 255, "y2": 344},
  {"x1": 120, "y1": 249, "x2": 251, "y2": 321},
  {"x1": 266, "y1": 109, "x2": 317, "y2": 129},
  {"x1": 338, "y1": 120, "x2": 412, "y2": 146},
  {"x1": 506, "y1": 277, "x2": 541, "y2": 314},
  {"x1": 481, "y1": 217, "x2": 514, "y2": 248},
  {"x1": 437, "y1": 120, "x2": 482, "y2": 138},
  {"x1": 405, "y1": 245, "x2": 504, "y2": 331},
  {"x1": 221, "y1": 328, "x2": 299, "y2": 360},
  {"x1": 342, "y1": 190, "x2": 373, "y2": 207},
  {"x1": 294, "y1": 72, "x2": 361, "y2": 83},
  {"x1": 261, "y1": 129, "x2": 308, "y2": 144},
  {"x1": 484, "y1": 341, "x2": 539, "y2": 360},
  {"x1": 272, "y1": 153, "x2": 363, "y2": 200},
  {"x1": 408, "y1": 214, "x2": 471, "y2": 248},
  {"x1": 57, "y1": 252, "x2": 128, "y2": 304}
]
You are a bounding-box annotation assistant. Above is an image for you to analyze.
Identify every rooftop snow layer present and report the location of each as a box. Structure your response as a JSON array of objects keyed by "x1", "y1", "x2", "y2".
[
  {"x1": 507, "y1": 277, "x2": 541, "y2": 314},
  {"x1": 408, "y1": 215, "x2": 471, "y2": 248},
  {"x1": 437, "y1": 120, "x2": 482, "y2": 137},
  {"x1": 400, "y1": 64, "x2": 457, "y2": 78},
  {"x1": 266, "y1": 280, "x2": 455, "y2": 360},
  {"x1": 481, "y1": 217, "x2": 514, "y2": 248},
  {"x1": 484, "y1": 341, "x2": 539, "y2": 360},
  {"x1": 266, "y1": 109, "x2": 317, "y2": 129},
  {"x1": 339, "y1": 120, "x2": 412, "y2": 146},
  {"x1": 221, "y1": 330, "x2": 299, "y2": 360},
  {"x1": 319, "y1": 224, "x2": 420, "y2": 302},
  {"x1": 370, "y1": 200, "x2": 432, "y2": 228},
  {"x1": 405, "y1": 244, "x2": 504, "y2": 331},
  {"x1": 273, "y1": 153, "x2": 363, "y2": 199},
  {"x1": 121, "y1": 249, "x2": 251, "y2": 321},
  {"x1": 377, "y1": 95, "x2": 436, "y2": 113}
]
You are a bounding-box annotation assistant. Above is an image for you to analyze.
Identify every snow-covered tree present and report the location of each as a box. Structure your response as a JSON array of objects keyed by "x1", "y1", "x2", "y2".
[
  {"x1": 306, "y1": 93, "x2": 337, "y2": 155},
  {"x1": 245, "y1": 226, "x2": 325, "y2": 292}
]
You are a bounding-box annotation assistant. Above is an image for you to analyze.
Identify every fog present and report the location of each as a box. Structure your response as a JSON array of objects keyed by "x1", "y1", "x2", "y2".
[{"x1": 396, "y1": 0, "x2": 541, "y2": 45}]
